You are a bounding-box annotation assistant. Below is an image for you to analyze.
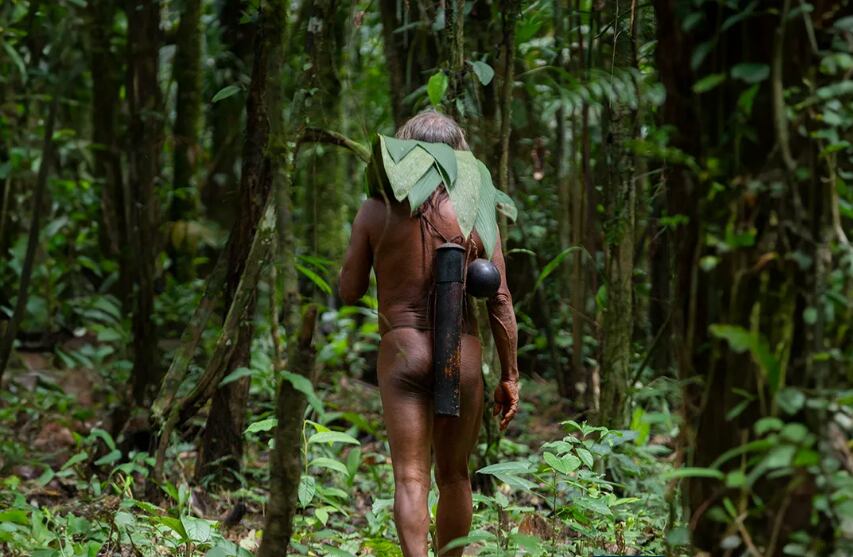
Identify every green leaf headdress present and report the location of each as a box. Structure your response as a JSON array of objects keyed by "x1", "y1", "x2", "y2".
[{"x1": 365, "y1": 134, "x2": 518, "y2": 259}]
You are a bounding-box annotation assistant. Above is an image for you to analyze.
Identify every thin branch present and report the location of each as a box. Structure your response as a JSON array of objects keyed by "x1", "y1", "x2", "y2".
[
  {"x1": 299, "y1": 127, "x2": 370, "y2": 162},
  {"x1": 0, "y1": 92, "x2": 58, "y2": 381}
]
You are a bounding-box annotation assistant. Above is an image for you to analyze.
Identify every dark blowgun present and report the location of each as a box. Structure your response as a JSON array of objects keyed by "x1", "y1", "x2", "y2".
[{"x1": 433, "y1": 242, "x2": 465, "y2": 417}]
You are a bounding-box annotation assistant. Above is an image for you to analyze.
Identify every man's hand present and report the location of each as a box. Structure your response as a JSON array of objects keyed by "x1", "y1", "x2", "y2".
[{"x1": 492, "y1": 379, "x2": 520, "y2": 430}]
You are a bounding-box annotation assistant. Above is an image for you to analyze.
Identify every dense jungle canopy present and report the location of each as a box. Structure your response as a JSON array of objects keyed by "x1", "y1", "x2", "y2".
[{"x1": 1, "y1": 0, "x2": 852, "y2": 555}]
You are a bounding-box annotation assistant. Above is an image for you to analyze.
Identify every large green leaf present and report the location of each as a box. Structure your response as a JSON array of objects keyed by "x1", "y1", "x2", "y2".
[
  {"x1": 494, "y1": 188, "x2": 518, "y2": 221},
  {"x1": 427, "y1": 71, "x2": 448, "y2": 106},
  {"x1": 380, "y1": 137, "x2": 434, "y2": 201},
  {"x1": 407, "y1": 164, "x2": 443, "y2": 214},
  {"x1": 473, "y1": 160, "x2": 498, "y2": 259},
  {"x1": 418, "y1": 141, "x2": 457, "y2": 186},
  {"x1": 448, "y1": 151, "x2": 481, "y2": 238},
  {"x1": 381, "y1": 135, "x2": 420, "y2": 163}
]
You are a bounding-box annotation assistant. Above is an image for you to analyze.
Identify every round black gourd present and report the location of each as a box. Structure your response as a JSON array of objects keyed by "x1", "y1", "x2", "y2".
[{"x1": 466, "y1": 258, "x2": 501, "y2": 298}]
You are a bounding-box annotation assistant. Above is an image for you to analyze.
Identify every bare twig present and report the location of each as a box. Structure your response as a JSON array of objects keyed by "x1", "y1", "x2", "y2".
[{"x1": 0, "y1": 91, "x2": 59, "y2": 381}]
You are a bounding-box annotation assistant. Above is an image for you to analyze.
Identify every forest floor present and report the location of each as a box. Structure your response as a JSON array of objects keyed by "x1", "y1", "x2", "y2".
[{"x1": 0, "y1": 342, "x2": 679, "y2": 557}]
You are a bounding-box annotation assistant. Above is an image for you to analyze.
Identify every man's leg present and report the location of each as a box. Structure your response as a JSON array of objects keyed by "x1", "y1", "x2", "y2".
[
  {"x1": 378, "y1": 329, "x2": 434, "y2": 557},
  {"x1": 433, "y1": 335, "x2": 484, "y2": 556}
]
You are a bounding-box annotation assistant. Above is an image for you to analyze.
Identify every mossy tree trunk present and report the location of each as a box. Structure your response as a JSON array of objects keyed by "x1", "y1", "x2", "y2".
[
  {"x1": 205, "y1": 0, "x2": 254, "y2": 228},
  {"x1": 195, "y1": 0, "x2": 287, "y2": 485},
  {"x1": 169, "y1": 0, "x2": 203, "y2": 277},
  {"x1": 302, "y1": 0, "x2": 347, "y2": 268},
  {"x1": 599, "y1": 2, "x2": 639, "y2": 428},
  {"x1": 126, "y1": 0, "x2": 163, "y2": 405}
]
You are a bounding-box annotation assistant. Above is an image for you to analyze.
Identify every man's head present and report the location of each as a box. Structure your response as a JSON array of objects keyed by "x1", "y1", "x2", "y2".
[{"x1": 395, "y1": 110, "x2": 470, "y2": 151}]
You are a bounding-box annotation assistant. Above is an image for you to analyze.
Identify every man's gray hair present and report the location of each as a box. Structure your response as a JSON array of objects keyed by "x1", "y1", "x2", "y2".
[{"x1": 395, "y1": 110, "x2": 470, "y2": 151}]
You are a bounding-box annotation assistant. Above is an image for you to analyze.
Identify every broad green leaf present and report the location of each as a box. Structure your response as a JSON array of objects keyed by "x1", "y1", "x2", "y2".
[
  {"x1": 181, "y1": 516, "x2": 212, "y2": 544},
  {"x1": 245, "y1": 417, "x2": 277, "y2": 434},
  {"x1": 381, "y1": 135, "x2": 420, "y2": 163},
  {"x1": 309, "y1": 457, "x2": 350, "y2": 476},
  {"x1": 380, "y1": 137, "x2": 434, "y2": 201},
  {"x1": 468, "y1": 60, "x2": 495, "y2": 85},
  {"x1": 314, "y1": 507, "x2": 329, "y2": 525},
  {"x1": 282, "y1": 371, "x2": 324, "y2": 417},
  {"x1": 308, "y1": 431, "x2": 360, "y2": 445},
  {"x1": 418, "y1": 141, "x2": 457, "y2": 185},
  {"x1": 776, "y1": 387, "x2": 805, "y2": 414},
  {"x1": 477, "y1": 461, "x2": 531, "y2": 475},
  {"x1": 0, "y1": 510, "x2": 29, "y2": 525},
  {"x1": 152, "y1": 515, "x2": 187, "y2": 539},
  {"x1": 692, "y1": 73, "x2": 726, "y2": 93},
  {"x1": 730, "y1": 63, "x2": 769, "y2": 83},
  {"x1": 781, "y1": 423, "x2": 808, "y2": 443},
  {"x1": 321, "y1": 546, "x2": 357, "y2": 557},
  {"x1": 574, "y1": 496, "x2": 612, "y2": 516},
  {"x1": 473, "y1": 162, "x2": 498, "y2": 259},
  {"x1": 755, "y1": 417, "x2": 784, "y2": 435},
  {"x1": 447, "y1": 151, "x2": 481, "y2": 238},
  {"x1": 298, "y1": 476, "x2": 316, "y2": 507},
  {"x1": 544, "y1": 451, "x2": 581, "y2": 475},
  {"x1": 212, "y1": 84, "x2": 241, "y2": 103},
  {"x1": 765, "y1": 445, "x2": 796, "y2": 469},
  {"x1": 576, "y1": 447, "x2": 594, "y2": 468},
  {"x1": 407, "y1": 165, "x2": 443, "y2": 214},
  {"x1": 709, "y1": 324, "x2": 754, "y2": 353},
  {"x1": 494, "y1": 188, "x2": 518, "y2": 221},
  {"x1": 427, "y1": 71, "x2": 448, "y2": 106}
]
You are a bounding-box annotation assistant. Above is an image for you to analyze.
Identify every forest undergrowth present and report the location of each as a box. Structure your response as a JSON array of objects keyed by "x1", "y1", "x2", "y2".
[{"x1": 0, "y1": 308, "x2": 684, "y2": 556}]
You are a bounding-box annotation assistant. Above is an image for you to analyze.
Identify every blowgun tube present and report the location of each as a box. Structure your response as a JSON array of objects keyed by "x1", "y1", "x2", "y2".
[{"x1": 433, "y1": 242, "x2": 465, "y2": 417}]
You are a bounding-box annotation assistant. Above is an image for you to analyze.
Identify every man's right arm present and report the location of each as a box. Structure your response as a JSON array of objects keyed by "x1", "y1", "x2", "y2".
[{"x1": 339, "y1": 199, "x2": 380, "y2": 305}]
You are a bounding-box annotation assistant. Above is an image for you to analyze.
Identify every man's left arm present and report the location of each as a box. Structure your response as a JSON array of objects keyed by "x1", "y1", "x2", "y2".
[{"x1": 486, "y1": 235, "x2": 520, "y2": 430}]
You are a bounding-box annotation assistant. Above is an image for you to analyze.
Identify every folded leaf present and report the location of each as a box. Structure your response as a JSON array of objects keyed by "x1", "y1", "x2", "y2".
[
  {"x1": 418, "y1": 141, "x2": 457, "y2": 186},
  {"x1": 407, "y1": 164, "x2": 444, "y2": 214},
  {"x1": 380, "y1": 137, "x2": 434, "y2": 201},
  {"x1": 381, "y1": 135, "x2": 420, "y2": 163}
]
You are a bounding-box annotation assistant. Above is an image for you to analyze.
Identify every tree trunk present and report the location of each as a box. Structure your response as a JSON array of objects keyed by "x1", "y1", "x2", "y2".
[
  {"x1": 302, "y1": 0, "x2": 346, "y2": 266},
  {"x1": 195, "y1": 0, "x2": 287, "y2": 485},
  {"x1": 599, "y1": 1, "x2": 638, "y2": 428},
  {"x1": 169, "y1": 0, "x2": 203, "y2": 277},
  {"x1": 126, "y1": 0, "x2": 163, "y2": 405},
  {"x1": 256, "y1": 306, "x2": 317, "y2": 555},
  {"x1": 205, "y1": 0, "x2": 254, "y2": 228},
  {"x1": 88, "y1": 0, "x2": 129, "y2": 307},
  {"x1": 497, "y1": 0, "x2": 519, "y2": 216}
]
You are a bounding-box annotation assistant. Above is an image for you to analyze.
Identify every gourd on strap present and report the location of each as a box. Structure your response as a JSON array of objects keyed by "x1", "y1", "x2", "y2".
[{"x1": 365, "y1": 133, "x2": 518, "y2": 260}]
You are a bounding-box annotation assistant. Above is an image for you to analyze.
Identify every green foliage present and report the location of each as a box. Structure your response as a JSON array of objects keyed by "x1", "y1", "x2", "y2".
[{"x1": 366, "y1": 135, "x2": 518, "y2": 258}]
